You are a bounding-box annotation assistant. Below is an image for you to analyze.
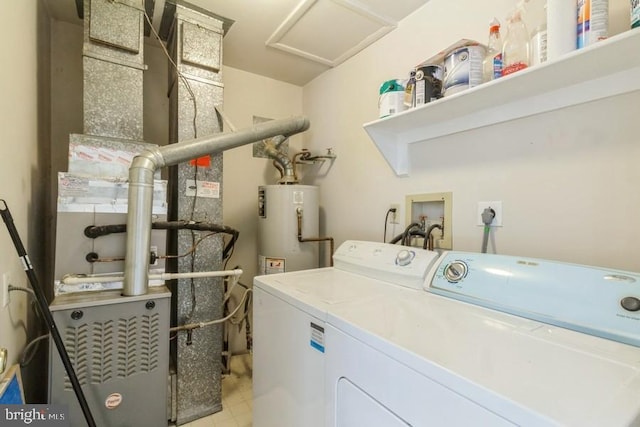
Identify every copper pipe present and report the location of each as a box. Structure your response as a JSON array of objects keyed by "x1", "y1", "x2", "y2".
[
  {"x1": 296, "y1": 207, "x2": 334, "y2": 267},
  {"x1": 292, "y1": 150, "x2": 312, "y2": 182}
]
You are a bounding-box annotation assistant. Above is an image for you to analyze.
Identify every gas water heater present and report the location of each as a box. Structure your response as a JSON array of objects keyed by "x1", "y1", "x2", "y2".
[{"x1": 258, "y1": 185, "x2": 319, "y2": 274}]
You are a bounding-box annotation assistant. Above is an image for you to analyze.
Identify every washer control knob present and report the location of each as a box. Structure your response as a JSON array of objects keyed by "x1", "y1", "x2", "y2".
[
  {"x1": 621, "y1": 296, "x2": 640, "y2": 312},
  {"x1": 396, "y1": 250, "x2": 414, "y2": 266},
  {"x1": 444, "y1": 261, "x2": 468, "y2": 283}
]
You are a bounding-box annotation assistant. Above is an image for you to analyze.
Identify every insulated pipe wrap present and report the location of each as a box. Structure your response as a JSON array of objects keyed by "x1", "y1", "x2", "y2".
[{"x1": 123, "y1": 116, "x2": 310, "y2": 296}]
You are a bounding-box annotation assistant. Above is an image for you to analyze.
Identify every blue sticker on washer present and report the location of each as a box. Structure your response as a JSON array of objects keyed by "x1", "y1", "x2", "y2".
[{"x1": 310, "y1": 322, "x2": 325, "y2": 353}]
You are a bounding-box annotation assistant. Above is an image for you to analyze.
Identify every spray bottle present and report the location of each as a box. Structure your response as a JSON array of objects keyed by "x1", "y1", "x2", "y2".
[
  {"x1": 482, "y1": 18, "x2": 503, "y2": 82},
  {"x1": 502, "y1": 3, "x2": 530, "y2": 76}
]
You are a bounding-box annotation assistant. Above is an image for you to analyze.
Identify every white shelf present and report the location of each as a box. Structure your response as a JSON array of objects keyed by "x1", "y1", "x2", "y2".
[{"x1": 364, "y1": 29, "x2": 640, "y2": 176}]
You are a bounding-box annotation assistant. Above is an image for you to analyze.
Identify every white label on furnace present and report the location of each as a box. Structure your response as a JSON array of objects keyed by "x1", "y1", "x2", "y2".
[
  {"x1": 310, "y1": 322, "x2": 325, "y2": 353},
  {"x1": 186, "y1": 179, "x2": 220, "y2": 198},
  {"x1": 293, "y1": 191, "x2": 304, "y2": 204}
]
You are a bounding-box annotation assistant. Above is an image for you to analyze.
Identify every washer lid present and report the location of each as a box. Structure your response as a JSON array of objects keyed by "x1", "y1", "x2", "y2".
[{"x1": 327, "y1": 288, "x2": 640, "y2": 427}]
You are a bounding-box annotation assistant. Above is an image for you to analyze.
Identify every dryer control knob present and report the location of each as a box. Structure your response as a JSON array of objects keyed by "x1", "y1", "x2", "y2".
[
  {"x1": 396, "y1": 250, "x2": 414, "y2": 266},
  {"x1": 621, "y1": 296, "x2": 640, "y2": 312},
  {"x1": 444, "y1": 261, "x2": 468, "y2": 283}
]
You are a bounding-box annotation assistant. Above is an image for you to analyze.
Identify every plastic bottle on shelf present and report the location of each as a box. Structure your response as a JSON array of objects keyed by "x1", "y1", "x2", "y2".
[
  {"x1": 404, "y1": 70, "x2": 416, "y2": 109},
  {"x1": 577, "y1": 0, "x2": 608, "y2": 49},
  {"x1": 547, "y1": 0, "x2": 576, "y2": 61},
  {"x1": 502, "y1": 7, "x2": 530, "y2": 76},
  {"x1": 482, "y1": 18, "x2": 503, "y2": 82},
  {"x1": 527, "y1": 0, "x2": 547, "y2": 66}
]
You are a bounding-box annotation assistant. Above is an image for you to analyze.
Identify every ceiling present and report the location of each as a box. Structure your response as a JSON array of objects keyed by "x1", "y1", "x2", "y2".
[{"x1": 43, "y1": 0, "x2": 429, "y2": 86}]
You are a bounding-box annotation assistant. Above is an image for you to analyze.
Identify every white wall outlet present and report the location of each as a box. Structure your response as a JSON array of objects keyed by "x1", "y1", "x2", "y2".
[
  {"x1": 2, "y1": 273, "x2": 10, "y2": 308},
  {"x1": 477, "y1": 201, "x2": 503, "y2": 226}
]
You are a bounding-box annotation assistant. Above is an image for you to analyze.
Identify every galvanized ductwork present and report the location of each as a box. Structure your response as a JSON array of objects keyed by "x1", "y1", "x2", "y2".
[{"x1": 124, "y1": 116, "x2": 310, "y2": 296}]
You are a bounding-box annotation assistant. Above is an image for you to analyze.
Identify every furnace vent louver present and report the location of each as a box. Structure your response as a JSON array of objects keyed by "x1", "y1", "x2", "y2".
[
  {"x1": 141, "y1": 313, "x2": 160, "y2": 372},
  {"x1": 64, "y1": 324, "x2": 89, "y2": 390},
  {"x1": 118, "y1": 317, "x2": 138, "y2": 378},
  {"x1": 92, "y1": 320, "x2": 114, "y2": 384},
  {"x1": 61, "y1": 312, "x2": 161, "y2": 390}
]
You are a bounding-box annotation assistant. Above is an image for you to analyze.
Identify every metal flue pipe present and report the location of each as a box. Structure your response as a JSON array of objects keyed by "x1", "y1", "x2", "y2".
[
  {"x1": 264, "y1": 135, "x2": 297, "y2": 184},
  {"x1": 124, "y1": 116, "x2": 310, "y2": 296}
]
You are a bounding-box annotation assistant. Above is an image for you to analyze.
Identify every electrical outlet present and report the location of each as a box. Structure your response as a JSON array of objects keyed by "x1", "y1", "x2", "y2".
[
  {"x1": 389, "y1": 204, "x2": 400, "y2": 223},
  {"x1": 2, "y1": 273, "x2": 10, "y2": 308},
  {"x1": 477, "y1": 201, "x2": 503, "y2": 226}
]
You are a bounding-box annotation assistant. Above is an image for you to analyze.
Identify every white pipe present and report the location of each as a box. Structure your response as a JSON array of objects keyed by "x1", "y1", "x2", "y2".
[
  {"x1": 172, "y1": 288, "x2": 253, "y2": 331},
  {"x1": 62, "y1": 269, "x2": 243, "y2": 285}
]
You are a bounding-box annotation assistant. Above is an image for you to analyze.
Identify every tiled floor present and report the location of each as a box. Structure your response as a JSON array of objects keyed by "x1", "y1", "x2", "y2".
[{"x1": 183, "y1": 353, "x2": 253, "y2": 427}]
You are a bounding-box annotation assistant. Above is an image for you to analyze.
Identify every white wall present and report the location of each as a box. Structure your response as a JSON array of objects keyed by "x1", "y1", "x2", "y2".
[
  {"x1": 0, "y1": 1, "x2": 41, "y2": 372},
  {"x1": 303, "y1": 0, "x2": 640, "y2": 272},
  {"x1": 221, "y1": 66, "x2": 304, "y2": 279},
  {"x1": 221, "y1": 66, "x2": 304, "y2": 352}
]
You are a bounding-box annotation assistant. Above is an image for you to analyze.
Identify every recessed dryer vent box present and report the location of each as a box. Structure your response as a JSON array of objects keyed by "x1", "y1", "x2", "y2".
[{"x1": 405, "y1": 192, "x2": 453, "y2": 250}]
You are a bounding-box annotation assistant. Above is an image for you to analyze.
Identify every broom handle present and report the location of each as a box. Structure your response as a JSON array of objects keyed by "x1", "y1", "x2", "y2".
[{"x1": 0, "y1": 200, "x2": 96, "y2": 427}]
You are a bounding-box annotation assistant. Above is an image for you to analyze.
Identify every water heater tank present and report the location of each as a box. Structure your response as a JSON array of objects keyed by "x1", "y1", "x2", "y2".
[{"x1": 258, "y1": 184, "x2": 319, "y2": 274}]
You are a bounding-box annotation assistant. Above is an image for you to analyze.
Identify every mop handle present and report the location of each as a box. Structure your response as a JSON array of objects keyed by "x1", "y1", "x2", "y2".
[{"x1": 0, "y1": 200, "x2": 97, "y2": 427}]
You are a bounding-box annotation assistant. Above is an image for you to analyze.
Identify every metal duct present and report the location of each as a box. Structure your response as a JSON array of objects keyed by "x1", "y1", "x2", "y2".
[
  {"x1": 264, "y1": 135, "x2": 297, "y2": 184},
  {"x1": 124, "y1": 116, "x2": 310, "y2": 296}
]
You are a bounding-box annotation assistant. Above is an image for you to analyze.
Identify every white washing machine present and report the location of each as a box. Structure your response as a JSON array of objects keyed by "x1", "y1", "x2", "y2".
[
  {"x1": 253, "y1": 241, "x2": 439, "y2": 427},
  {"x1": 325, "y1": 248, "x2": 640, "y2": 426}
]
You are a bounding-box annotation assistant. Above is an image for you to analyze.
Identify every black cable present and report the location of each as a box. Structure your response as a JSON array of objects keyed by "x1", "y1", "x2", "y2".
[
  {"x1": 222, "y1": 238, "x2": 235, "y2": 270},
  {"x1": 390, "y1": 227, "x2": 426, "y2": 245},
  {"x1": 245, "y1": 291, "x2": 253, "y2": 351},
  {"x1": 188, "y1": 166, "x2": 200, "y2": 320},
  {"x1": 383, "y1": 208, "x2": 396, "y2": 243},
  {"x1": 402, "y1": 222, "x2": 423, "y2": 246},
  {"x1": 84, "y1": 221, "x2": 239, "y2": 260},
  {"x1": 84, "y1": 220, "x2": 237, "y2": 234},
  {"x1": 0, "y1": 200, "x2": 96, "y2": 427}
]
